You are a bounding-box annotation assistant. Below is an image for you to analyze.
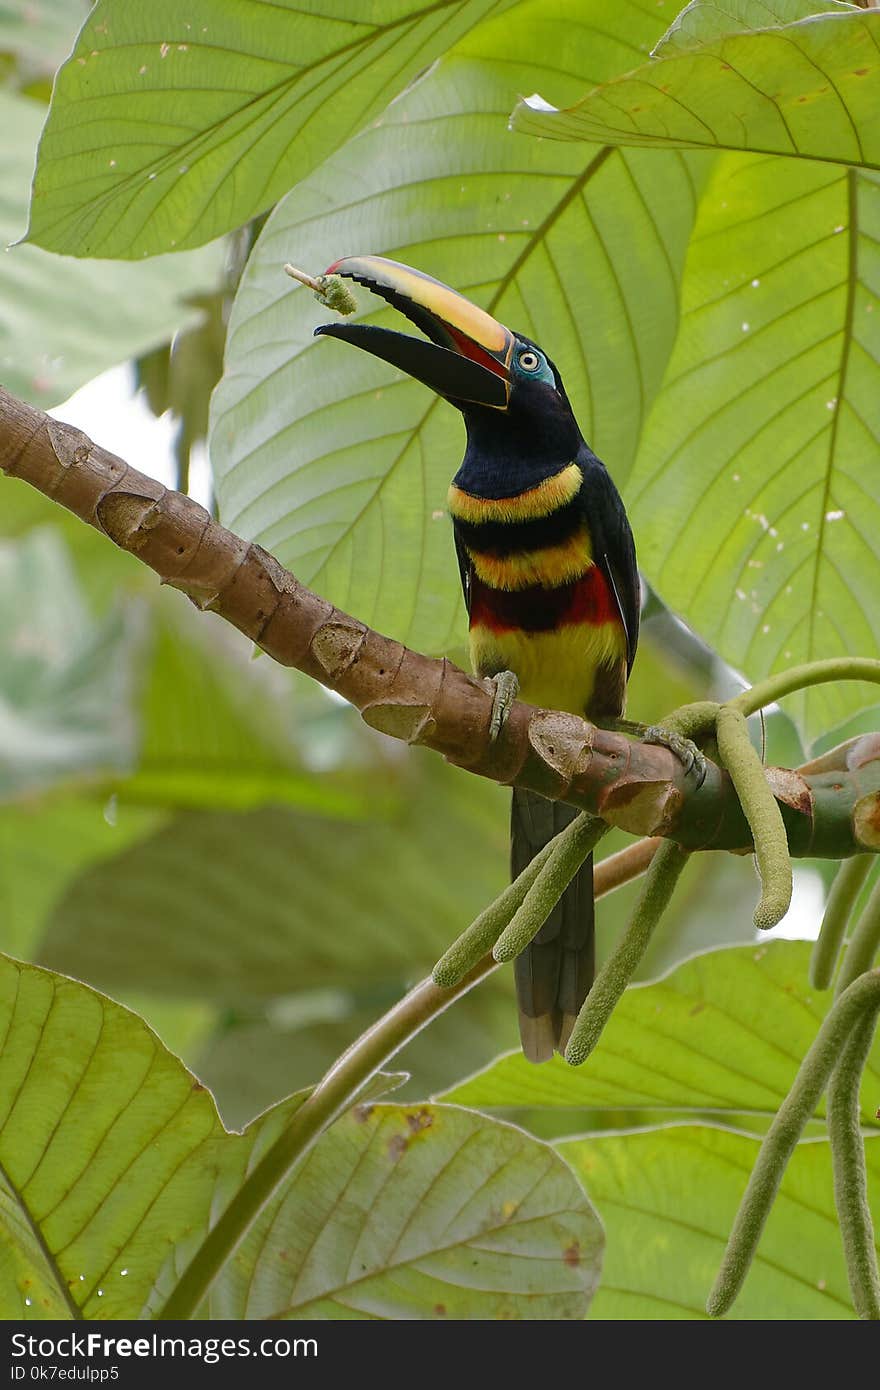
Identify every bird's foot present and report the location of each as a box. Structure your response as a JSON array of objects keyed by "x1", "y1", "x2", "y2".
[
  {"x1": 641, "y1": 724, "x2": 708, "y2": 790},
  {"x1": 487, "y1": 669, "x2": 520, "y2": 742}
]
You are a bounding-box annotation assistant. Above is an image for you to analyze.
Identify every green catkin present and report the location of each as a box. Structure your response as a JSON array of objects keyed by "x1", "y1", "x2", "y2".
[
  {"x1": 716, "y1": 704, "x2": 791, "y2": 930},
  {"x1": 811, "y1": 856, "x2": 873, "y2": 989},
  {"x1": 564, "y1": 841, "x2": 690, "y2": 1066},
  {"x1": 706, "y1": 970, "x2": 880, "y2": 1317},
  {"x1": 827, "y1": 1010, "x2": 880, "y2": 1320},
  {"x1": 834, "y1": 872, "x2": 880, "y2": 998},
  {"x1": 431, "y1": 836, "x2": 559, "y2": 988},
  {"x1": 492, "y1": 815, "x2": 607, "y2": 964}
]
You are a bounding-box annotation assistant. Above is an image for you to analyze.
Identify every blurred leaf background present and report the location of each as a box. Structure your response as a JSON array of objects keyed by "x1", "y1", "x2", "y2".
[{"x1": 1, "y1": 0, "x2": 878, "y2": 1320}]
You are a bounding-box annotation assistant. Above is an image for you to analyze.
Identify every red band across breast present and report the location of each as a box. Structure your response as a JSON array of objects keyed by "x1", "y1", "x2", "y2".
[{"x1": 470, "y1": 565, "x2": 621, "y2": 635}]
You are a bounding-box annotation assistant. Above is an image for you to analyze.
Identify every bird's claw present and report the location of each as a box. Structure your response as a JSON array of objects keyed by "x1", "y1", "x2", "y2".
[
  {"x1": 642, "y1": 724, "x2": 708, "y2": 790},
  {"x1": 488, "y1": 670, "x2": 520, "y2": 742}
]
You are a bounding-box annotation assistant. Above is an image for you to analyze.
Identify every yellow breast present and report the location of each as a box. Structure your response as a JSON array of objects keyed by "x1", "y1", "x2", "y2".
[{"x1": 469, "y1": 620, "x2": 626, "y2": 716}]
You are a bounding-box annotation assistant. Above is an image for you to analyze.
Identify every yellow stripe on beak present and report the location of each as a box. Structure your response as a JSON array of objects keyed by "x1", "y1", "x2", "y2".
[{"x1": 327, "y1": 255, "x2": 510, "y2": 356}]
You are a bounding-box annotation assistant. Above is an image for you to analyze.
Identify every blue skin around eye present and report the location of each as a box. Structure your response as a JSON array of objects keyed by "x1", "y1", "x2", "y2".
[{"x1": 512, "y1": 347, "x2": 556, "y2": 388}]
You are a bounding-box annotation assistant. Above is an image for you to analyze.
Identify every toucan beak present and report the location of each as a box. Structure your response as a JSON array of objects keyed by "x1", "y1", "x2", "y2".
[{"x1": 313, "y1": 255, "x2": 514, "y2": 410}]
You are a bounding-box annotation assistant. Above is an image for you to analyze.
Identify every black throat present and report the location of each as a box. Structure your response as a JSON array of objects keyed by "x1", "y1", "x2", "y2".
[{"x1": 452, "y1": 392, "x2": 583, "y2": 499}]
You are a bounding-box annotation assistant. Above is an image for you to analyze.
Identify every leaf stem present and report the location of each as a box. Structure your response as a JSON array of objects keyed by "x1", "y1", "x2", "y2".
[
  {"x1": 835, "y1": 873, "x2": 880, "y2": 998},
  {"x1": 811, "y1": 856, "x2": 873, "y2": 989},
  {"x1": 827, "y1": 1009, "x2": 880, "y2": 1320},
  {"x1": 730, "y1": 659, "x2": 880, "y2": 717},
  {"x1": 706, "y1": 970, "x2": 880, "y2": 1318},
  {"x1": 593, "y1": 836, "x2": 660, "y2": 894},
  {"x1": 283, "y1": 263, "x2": 323, "y2": 292},
  {"x1": 157, "y1": 955, "x2": 496, "y2": 1320}
]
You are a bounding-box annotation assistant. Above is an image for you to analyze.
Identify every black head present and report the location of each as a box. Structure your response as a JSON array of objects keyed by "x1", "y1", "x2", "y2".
[{"x1": 313, "y1": 255, "x2": 584, "y2": 495}]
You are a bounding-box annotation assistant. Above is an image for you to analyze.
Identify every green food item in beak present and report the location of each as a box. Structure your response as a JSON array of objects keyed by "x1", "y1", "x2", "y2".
[{"x1": 314, "y1": 255, "x2": 514, "y2": 410}]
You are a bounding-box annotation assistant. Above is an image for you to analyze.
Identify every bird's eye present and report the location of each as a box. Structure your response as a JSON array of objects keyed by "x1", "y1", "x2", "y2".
[{"x1": 518, "y1": 350, "x2": 541, "y2": 372}]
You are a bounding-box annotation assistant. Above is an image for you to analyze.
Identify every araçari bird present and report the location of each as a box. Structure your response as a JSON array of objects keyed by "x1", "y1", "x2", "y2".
[{"x1": 315, "y1": 256, "x2": 640, "y2": 1063}]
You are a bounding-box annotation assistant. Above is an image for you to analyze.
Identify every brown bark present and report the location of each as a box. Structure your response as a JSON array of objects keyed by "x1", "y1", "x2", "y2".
[{"x1": 2, "y1": 384, "x2": 878, "y2": 859}]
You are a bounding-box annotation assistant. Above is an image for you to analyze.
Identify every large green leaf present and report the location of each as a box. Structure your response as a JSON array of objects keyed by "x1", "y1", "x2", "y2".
[
  {"x1": 1, "y1": 92, "x2": 225, "y2": 409},
  {"x1": 505, "y1": 0, "x2": 880, "y2": 744},
  {"x1": 513, "y1": 8, "x2": 880, "y2": 168},
  {"x1": 124, "y1": 595, "x2": 373, "y2": 814},
  {"x1": 0, "y1": 525, "x2": 372, "y2": 814},
  {"x1": 0, "y1": 798, "x2": 160, "y2": 962},
  {"x1": 655, "y1": 0, "x2": 859, "y2": 56},
  {"x1": 627, "y1": 155, "x2": 880, "y2": 744},
  {"x1": 0, "y1": 954, "x2": 302, "y2": 1319},
  {"x1": 564, "y1": 1124, "x2": 879, "y2": 1319},
  {"x1": 37, "y1": 757, "x2": 509, "y2": 1002},
  {"x1": 26, "y1": 0, "x2": 515, "y2": 259},
  {"x1": 210, "y1": 1101, "x2": 602, "y2": 1319},
  {"x1": 0, "y1": 531, "x2": 136, "y2": 799},
  {"x1": 212, "y1": 0, "x2": 707, "y2": 652},
  {"x1": 0, "y1": 955, "x2": 599, "y2": 1321},
  {"x1": 443, "y1": 941, "x2": 880, "y2": 1128}
]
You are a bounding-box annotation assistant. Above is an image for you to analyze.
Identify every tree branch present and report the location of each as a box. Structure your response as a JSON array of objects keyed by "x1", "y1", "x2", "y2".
[{"x1": 2, "y1": 384, "x2": 879, "y2": 859}]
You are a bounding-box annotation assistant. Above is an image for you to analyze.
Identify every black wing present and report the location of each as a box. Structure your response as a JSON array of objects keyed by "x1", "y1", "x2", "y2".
[
  {"x1": 578, "y1": 447, "x2": 640, "y2": 674},
  {"x1": 453, "y1": 528, "x2": 474, "y2": 618}
]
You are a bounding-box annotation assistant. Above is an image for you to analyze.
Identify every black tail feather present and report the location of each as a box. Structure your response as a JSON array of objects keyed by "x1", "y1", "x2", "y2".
[{"x1": 510, "y1": 787, "x2": 595, "y2": 1063}]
